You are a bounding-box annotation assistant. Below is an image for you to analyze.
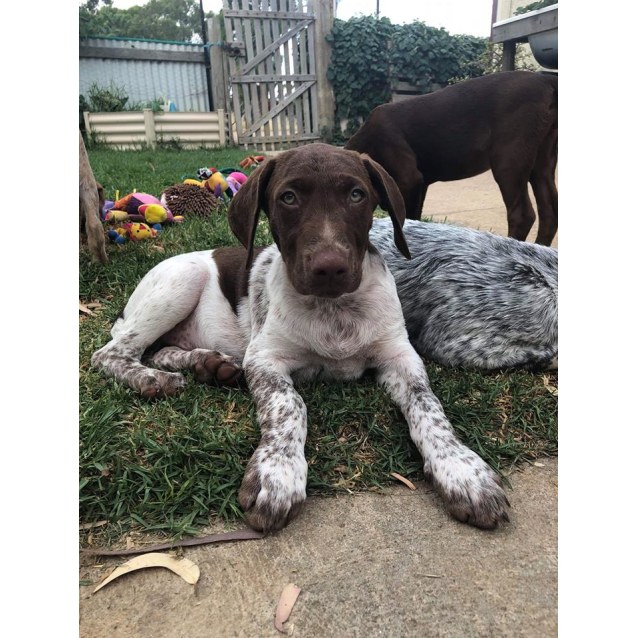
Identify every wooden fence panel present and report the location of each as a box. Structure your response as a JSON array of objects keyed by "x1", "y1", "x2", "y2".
[{"x1": 221, "y1": 0, "x2": 327, "y2": 150}]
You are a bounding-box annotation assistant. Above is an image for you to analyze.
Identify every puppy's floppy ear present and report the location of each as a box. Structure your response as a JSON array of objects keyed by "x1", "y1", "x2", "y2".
[
  {"x1": 362, "y1": 155, "x2": 411, "y2": 260},
  {"x1": 227, "y1": 158, "x2": 276, "y2": 268}
]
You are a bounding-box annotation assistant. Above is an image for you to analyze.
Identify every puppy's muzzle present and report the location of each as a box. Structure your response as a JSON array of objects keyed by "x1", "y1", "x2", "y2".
[{"x1": 304, "y1": 248, "x2": 358, "y2": 298}]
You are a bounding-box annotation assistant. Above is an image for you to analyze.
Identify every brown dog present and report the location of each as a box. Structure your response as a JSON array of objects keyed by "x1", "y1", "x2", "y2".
[
  {"x1": 345, "y1": 71, "x2": 558, "y2": 245},
  {"x1": 79, "y1": 131, "x2": 108, "y2": 264}
]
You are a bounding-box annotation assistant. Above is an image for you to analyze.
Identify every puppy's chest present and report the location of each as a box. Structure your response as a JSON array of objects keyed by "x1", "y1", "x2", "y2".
[
  {"x1": 249, "y1": 250, "x2": 403, "y2": 373},
  {"x1": 274, "y1": 299, "x2": 386, "y2": 364}
]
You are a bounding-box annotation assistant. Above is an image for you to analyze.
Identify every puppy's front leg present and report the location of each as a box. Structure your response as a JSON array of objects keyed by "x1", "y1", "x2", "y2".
[
  {"x1": 239, "y1": 353, "x2": 308, "y2": 533},
  {"x1": 377, "y1": 345, "x2": 510, "y2": 529}
]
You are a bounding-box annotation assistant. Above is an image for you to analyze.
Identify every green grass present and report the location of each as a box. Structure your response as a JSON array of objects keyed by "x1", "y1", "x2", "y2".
[{"x1": 80, "y1": 144, "x2": 558, "y2": 542}]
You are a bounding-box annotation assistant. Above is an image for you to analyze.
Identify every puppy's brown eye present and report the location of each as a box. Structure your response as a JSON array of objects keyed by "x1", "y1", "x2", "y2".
[
  {"x1": 351, "y1": 189, "x2": 365, "y2": 203},
  {"x1": 281, "y1": 191, "x2": 296, "y2": 205}
]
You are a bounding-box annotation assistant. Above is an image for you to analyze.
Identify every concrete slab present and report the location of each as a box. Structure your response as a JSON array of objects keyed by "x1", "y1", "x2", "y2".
[{"x1": 80, "y1": 459, "x2": 557, "y2": 637}]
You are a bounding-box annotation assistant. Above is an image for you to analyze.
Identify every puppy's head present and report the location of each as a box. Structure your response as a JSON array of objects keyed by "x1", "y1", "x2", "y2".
[{"x1": 228, "y1": 143, "x2": 410, "y2": 298}]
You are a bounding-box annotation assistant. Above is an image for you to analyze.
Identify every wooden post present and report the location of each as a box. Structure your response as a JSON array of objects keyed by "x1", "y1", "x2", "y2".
[
  {"x1": 208, "y1": 15, "x2": 228, "y2": 115},
  {"x1": 502, "y1": 41, "x2": 516, "y2": 71},
  {"x1": 217, "y1": 109, "x2": 226, "y2": 146},
  {"x1": 143, "y1": 108, "x2": 156, "y2": 148},
  {"x1": 311, "y1": 0, "x2": 335, "y2": 139},
  {"x1": 83, "y1": 112, "x2": 92, "y2": 137}
]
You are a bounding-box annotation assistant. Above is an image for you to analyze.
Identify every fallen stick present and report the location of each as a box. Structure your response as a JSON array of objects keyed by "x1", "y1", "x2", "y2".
[{"x1": 81, "y1": 528, "x2": 264, "y2": 557}]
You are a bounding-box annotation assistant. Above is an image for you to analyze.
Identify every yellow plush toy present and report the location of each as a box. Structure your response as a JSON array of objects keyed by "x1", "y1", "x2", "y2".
[
  {"x1": 107, "y1": 222, "x2": 160, "y2": 244},
  {"x1": 125, "y1": 222, "x2": 159, "y2": 241}
]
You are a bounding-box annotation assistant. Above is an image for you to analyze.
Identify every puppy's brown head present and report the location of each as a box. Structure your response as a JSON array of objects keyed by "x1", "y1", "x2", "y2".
[{"x1": 228, "y1": 143, "x2": 410, "y2": 298}]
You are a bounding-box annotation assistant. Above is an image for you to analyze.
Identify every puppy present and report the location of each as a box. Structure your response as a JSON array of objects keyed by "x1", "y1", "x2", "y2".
[{"x1": 92, "y1": 144, "x2": 510, "y2": 532}]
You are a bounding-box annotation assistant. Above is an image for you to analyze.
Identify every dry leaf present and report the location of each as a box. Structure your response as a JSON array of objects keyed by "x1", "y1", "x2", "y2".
[
  {"x1": 274, "y1": 583, "x2": 301, "y2": 633},
  {"x1": 390, "y1": 472, "x2": 417, "y2": 491},
  {"x1": 86, "y1": 302, "x2": 103, "y2": 310},
  {"x1": 79, "y1": 303, "x2": 93, "y2": 315},
  {"x1": 542, "y1": 375, "x2": 558, "y2": 396},
  {"x1": 533, "y1": 462, "x2": 545, "y2": 467},
  {"x1": 93, "y1": 553, "x2": 200, "y2": 593}
]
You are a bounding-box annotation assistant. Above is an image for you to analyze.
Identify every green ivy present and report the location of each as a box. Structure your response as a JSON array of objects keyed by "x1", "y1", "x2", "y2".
[
  {"x1": 515, "y1": 0, "x2": 556, "y2": 16},
  {"x1": 326, "y1": 16, "x2": 394, "y2": 140},
  {"x1": 389, "y1": 22, "x2": 487, "y2": 90},
  {"x1": 326, "y1": 17, "x2": 489, "y2": 142}
]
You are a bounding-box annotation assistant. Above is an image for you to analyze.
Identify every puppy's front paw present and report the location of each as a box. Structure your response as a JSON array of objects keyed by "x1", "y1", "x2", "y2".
[
  {"x1": 238, "y1": 448, "x2": 307, "y2": 533},
  {"x1": 432, "y1": 452, "x2": 510, "y2": 530}
]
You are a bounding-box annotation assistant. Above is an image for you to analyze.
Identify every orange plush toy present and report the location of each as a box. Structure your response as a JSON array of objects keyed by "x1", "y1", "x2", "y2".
[{"x1": 239, "y1": 155, "x2": 265, "y2": 170}]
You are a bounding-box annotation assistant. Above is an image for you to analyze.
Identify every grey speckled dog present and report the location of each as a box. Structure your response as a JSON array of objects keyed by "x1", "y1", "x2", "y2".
[
  {"x1": 370, "y1": 218, "x2": 558, "y2": 371},
  {"x1": 92, "y1": 144, "x2": 511, "y2": 534}
]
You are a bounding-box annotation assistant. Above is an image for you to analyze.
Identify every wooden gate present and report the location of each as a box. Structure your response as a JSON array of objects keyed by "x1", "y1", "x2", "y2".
[{"x1": 221, "y1": 0, "x2": 324, "y2": 149}]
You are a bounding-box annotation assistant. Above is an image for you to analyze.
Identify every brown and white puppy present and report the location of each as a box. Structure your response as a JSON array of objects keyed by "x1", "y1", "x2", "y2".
[{"x1": 91, "y1": 143, "x2": 509, "y2": 533}]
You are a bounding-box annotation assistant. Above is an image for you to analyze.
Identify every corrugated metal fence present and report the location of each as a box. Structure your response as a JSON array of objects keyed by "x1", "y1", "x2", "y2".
[
  {"x1": 83, "y1": 110, "x2": 227, "y2": 149},
  {"x1": 79, "y1": 36, "x2": 210, "y2": 112}
]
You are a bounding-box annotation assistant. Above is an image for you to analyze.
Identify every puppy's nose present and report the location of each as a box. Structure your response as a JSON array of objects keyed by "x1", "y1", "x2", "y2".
[{"x1": 310, "y1": 250, "x2": 349, "y2": 282}]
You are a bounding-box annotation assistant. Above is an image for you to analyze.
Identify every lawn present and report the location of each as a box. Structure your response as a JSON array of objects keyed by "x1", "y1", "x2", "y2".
[{"x1": 79, "y1": 143, "x2": 557, "y2": 543}]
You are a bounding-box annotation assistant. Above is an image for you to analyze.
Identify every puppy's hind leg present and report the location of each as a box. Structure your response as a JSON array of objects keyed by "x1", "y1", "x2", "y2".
[
  {"x1": 146, "y1": 347, "x2": 243, "y2": 387},
  {"x1": 91, "y1": 255, "x2": 213, "y2": 398}
]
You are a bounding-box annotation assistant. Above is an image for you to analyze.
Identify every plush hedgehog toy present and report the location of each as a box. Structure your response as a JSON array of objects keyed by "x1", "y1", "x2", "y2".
[{"x1": 160, "y1": 183, "x2": 221, "y2": 218}]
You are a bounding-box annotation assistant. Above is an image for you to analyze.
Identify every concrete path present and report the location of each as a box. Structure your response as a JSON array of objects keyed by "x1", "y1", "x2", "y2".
[
  {"x1": 423, "y1": 172, "x2": 558, "y2": 248},
  {"x1": 80, "y1": 459, "x2": 557, "y2": 638}
]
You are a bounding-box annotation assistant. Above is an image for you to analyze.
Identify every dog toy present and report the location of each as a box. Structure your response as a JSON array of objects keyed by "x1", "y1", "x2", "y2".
[
  {"x1": 239, "y1": 155, "x2": 265, "y2": 170},
  {"x1": 161, "y1": 183, "x2": 221, "y2": 217},
  {"x1": 204, "y1": 171, "x2": 231, "y2": 197},
  {"x1": 105, "y1": 192, "x2": 184, "y2": 224},
  {"x1": 184, "y1": 167, "x2": 248, "y2": 200},
  {"x1": 107, "y1": 222, "x2": 161, "y2": 244}
]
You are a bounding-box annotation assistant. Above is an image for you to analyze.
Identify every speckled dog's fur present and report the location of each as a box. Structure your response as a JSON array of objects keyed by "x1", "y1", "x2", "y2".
[
  {"x1": 370, "y1": 218, "x2": 558, "y2": 371},
  {"x1": 92, "y1": 144, "x2": 510, "y2": 533}
]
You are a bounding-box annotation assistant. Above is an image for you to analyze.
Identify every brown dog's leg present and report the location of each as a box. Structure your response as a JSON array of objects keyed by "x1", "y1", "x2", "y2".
[
  {"x1": 530, "y1": 127, "x2": 558, "y2": 246},
  {"x1": 370, "y1": 143, "x2": 426, "y2": 220},
  {"x1": 499, "y1": 182, "x2": 536, "y2": 242},
  {"x1": 492, "y1": 149, "x2": 536, "y2": 242}
]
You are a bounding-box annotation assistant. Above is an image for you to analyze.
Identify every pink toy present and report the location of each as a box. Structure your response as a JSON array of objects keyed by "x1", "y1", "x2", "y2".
[{"x1": 106, "y1": 192, "x2": 183, "y2": 224}]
